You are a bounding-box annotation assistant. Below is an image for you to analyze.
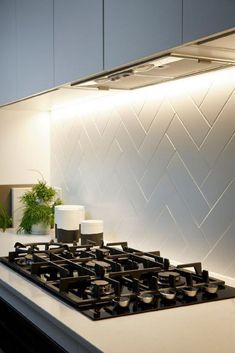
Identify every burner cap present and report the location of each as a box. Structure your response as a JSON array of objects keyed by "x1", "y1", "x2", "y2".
[
  {"x1": 92, "y1": 280, "x2": 109, "y2": 287},
  {"x1": 16, "y1": 254, "x2": 34, "y2": 266},
  {"x1": 16, "y1": 258, "x2": 27, "y2": 266},
  {"x1": 158, "y1": 271, "x2": 180, "y2": 282},
  {"x1": 158, "y1": 271, "x2": 186, "y2": 287}
]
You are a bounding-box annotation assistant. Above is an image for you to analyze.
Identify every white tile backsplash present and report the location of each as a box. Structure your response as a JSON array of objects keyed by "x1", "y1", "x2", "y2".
[
  {"x1": 200, "y1": 179, "x2": 235, "y2": 247},
  {"x1": 167, "y1": 153, "x2": 210, "y2": 225},
  {"x1": 200, "y1": 70, "x2": 235, "y2": 125},
  {"x1": 167, "y1": 116, "x2": 210, "y2": 185},
  {"x1": 115, "y1": 101, "x2": 146, "y2": 149},
  {"x1": 169, "y1": 92, "x2": 210, "y2": 147},
  {"x1": 139, "y1": 100, "x2": 175, "y2": 161},
  {"x1": 201, "y1": 134, "x2": 235, "y2": 206},
  {"x1": 138, "y1": 93, "x2": 164, "y2": 132},
  {"x1": 50, "y1": 67, "x2": 235, "y2": 278},
  {"x1": 200, "y1": 91, "x2": 235, "y2": 166},
  {"x1": 140, "y1": 135, "x2": 175, "y2": 199}
]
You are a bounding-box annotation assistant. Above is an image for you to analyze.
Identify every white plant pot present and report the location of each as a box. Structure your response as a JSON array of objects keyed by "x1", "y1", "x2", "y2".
[{"x1": 31, "y1": 223, "x2": 50, "y2": 235}]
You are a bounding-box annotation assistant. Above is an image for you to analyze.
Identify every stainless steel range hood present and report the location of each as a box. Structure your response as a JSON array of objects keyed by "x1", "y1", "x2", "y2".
[{"x1": 72, "y1": 31, "x2": 235, "y2": 91}]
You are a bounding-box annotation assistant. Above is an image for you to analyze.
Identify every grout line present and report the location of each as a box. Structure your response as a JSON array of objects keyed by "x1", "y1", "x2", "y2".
[
  {"x1": 199, "y1": 177, "x2": 235, "y2": 227},
  {"x1": 138, "y1": 98, "x2": 165, "y2": 147},
  {"x1": 202, "y1": 221, "x2": 234, "y2": 263},
  {"x1": 197, "y1": 225, "x2": 211, "y2": 248},
  {"x1": 169, "y1": 150, "x2": 211, "y2": 217},
  {"x1": 200, "y1": 130, "x2": 235, "y2": 190},
  {"x1": 139, "y1": 104, "x2": 175, "y2": 165},
  {"x1": 146, "y1": 151, "x2": 176, "y2": 203},
  {"x1": 171, "y1": 144, "x2": 211, "y2": 208},
  {"x1": 165, "y1": 204, "x2": 188, "y2": 244},
  {"x1": 198, "y1": 80, "x2": 214, "y2": 109},
  {"x1": 199, "y1": 169, "x2": 212, "y2": 190},
  {"x1": 190, "y1": 95, "x2": 212, "y2": 130},
  {"x1": 168, "y1": 98, "x2": 211, "y2": 148},
  {"x1": 199, "y1": 88, "x2": 235, "y2": 150}
]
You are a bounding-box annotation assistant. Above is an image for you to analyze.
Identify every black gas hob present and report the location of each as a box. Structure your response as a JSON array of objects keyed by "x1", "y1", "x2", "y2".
[{"x1": 1, "y1": 240, "x2": 235, "y2": 320}]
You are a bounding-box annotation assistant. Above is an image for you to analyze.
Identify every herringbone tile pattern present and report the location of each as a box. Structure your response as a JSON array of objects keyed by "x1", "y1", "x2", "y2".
[{"x1": 51, "y1": 67, "x2": 235, "y2": 278}]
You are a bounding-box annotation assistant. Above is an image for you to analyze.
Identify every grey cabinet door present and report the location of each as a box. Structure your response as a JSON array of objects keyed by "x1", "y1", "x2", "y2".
[
  {"x1": 16, "y1": 0, "x2": 54, "y2": 99},
  {"x1": 54, "y1": 0, "x2": 103, "y2": 86},
  {"x1": 0, "y1": 0, "x2": 17, "y2": 106},
  {"x1": 104, "y1": 0, "x2": 182, "y2": 70},
  {"x1": 183, "y1": 0, "x2": 235, "y2": 43}
]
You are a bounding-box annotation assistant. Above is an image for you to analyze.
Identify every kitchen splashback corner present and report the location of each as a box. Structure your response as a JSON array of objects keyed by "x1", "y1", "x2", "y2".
[{"x1": 50, "y1": 66, "x2": 235, "y2": 279}]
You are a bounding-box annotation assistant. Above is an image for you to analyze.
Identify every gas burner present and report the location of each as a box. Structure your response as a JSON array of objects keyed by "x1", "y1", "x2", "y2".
[
  {"x1": 181, "y1": 286, "x2": 198, "y2": 298},
  {"x1": 1, "y1": 240, "x2": 235, "y2": 321},
  {"x1": 160, "y1": 288, "x2": 177, "y2": 301},
  {"x1": 88, "y1": 279, "x2": 114, "y2": 298},
  {"x1": 158, "y1": 271, "x2": 180, "y2": 281},
  {"x1": 158, "y1": 271, "x2": 185, "y2": 286},
  {"x1": 113, "y1": 296, "x2": 130, "y2": 309},
  {"x1": 137, "y1": 292, "x2": 154, "y2": 305},
  {"x1": 16, "y1": 254, "x2": 34, "y2": 266}
]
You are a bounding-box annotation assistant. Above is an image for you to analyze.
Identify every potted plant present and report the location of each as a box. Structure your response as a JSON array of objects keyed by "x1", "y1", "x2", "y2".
[
  {"x1": 0, "y1": 203, "x2": 12, "y2": 232},
  {"x1": 18, "y1": 180, "x2": 62, "y2": 235}
]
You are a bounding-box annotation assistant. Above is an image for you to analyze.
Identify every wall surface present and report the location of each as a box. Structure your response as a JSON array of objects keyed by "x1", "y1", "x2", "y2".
[
  {"x1": 0, "y1": 109, "x2": 50, "y2": 184},
  {"x1": 51, "y1": 67, "x2": 235, "y2": 278}
]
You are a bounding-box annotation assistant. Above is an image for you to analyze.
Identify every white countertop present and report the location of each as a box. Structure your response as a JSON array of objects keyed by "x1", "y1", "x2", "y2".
[{"x1": 0, "y1": 229, "x2": 235, "y2": 353}]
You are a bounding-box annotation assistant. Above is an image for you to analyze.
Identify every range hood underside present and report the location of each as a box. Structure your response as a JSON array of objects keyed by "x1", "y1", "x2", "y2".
[{"x1": 72, "y1": 31, "x2": 235, "y2": 91}]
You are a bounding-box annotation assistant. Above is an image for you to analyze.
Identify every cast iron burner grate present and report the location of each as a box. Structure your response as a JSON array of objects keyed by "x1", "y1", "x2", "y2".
[{"x1": 1, "y1": 240, "x2": 235, "y2": 320}]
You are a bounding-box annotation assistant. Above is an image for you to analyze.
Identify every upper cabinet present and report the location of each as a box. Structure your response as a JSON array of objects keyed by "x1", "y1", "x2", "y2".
[
  {"x1": 1, "y1": 0, "x2": 235, "y2": 106},
  {"x1": 16, "y1": 0, "x2": 54, "y2": 99},
  {"x1": 183, "y1": 0, "x2": 235, "y2": 43},
  {"x1": 104, "y1": 0, "x2": 183, "y2": 70},
  {"x1": 54, "y1": 0, "x2": 103, "y2": 86},
  {"x1": 0, "y1": 0, "x2": 17, "y2": 106}
]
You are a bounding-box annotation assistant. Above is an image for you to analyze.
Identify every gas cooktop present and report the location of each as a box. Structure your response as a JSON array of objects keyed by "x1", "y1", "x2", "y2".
[{"x1": 1, "y1": 240, "x2": 235, "y2": 320}]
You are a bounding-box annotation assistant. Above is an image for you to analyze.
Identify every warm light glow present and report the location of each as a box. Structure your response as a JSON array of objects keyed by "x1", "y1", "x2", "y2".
[
  {"x1": 51, "y1": 66, "x2": 235, "y2": 118},
  {"x1": 164, "y1": 65, "x2": 235, "y2": 96},
  {"x1": 50, "y1": 88, "x2": 116, "y2": 110}
]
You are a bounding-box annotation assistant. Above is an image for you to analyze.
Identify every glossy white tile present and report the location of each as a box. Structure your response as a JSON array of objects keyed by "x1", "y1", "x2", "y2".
[{"x1": 51, "y1": 67, "x2": 235, "y2": 278}]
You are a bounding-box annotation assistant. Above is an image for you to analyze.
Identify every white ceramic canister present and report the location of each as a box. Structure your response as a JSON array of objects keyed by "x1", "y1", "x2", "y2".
[
  {"x1": 54, "y1": 205, "x2": 85, "y2": 243},
  {"x1": 80, "y1": 220, "x2": 103, "y2": 246}
]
